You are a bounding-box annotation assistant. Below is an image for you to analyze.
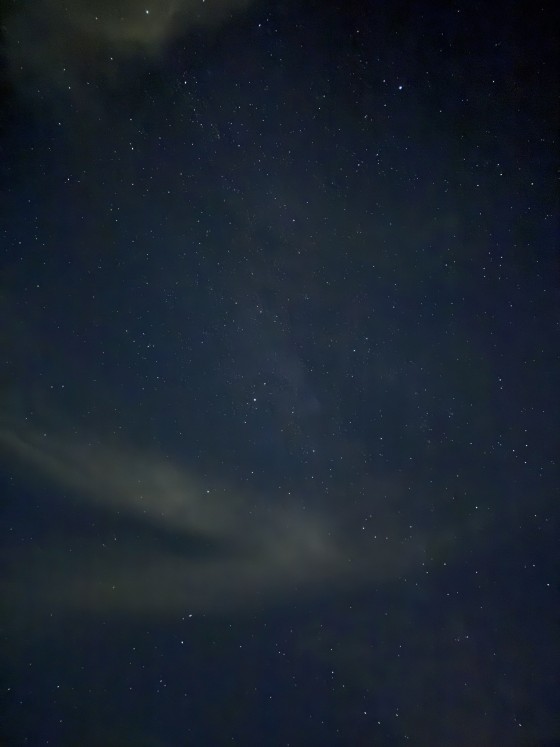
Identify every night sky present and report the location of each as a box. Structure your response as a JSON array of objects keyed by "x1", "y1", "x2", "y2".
[{"x1": 1, "y1": 1, "x2": 559, "y2": 745}]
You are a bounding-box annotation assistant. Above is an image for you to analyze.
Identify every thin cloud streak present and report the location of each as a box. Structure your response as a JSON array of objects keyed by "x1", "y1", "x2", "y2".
[
  {"x1": 3, "y1": 0, "x2": 258, "y2": 98},
  {"x1": 1, "y1": 421, "x2": 424, "y2": 621}
]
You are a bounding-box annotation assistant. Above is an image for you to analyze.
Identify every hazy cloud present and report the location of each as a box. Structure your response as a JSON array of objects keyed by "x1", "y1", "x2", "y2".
[
  {"x1": 2, "y1": 0, "x2": 257, "y2": 97},
  {"x1": 1, "y1": 419, "x2": 424, "y2": 622}
]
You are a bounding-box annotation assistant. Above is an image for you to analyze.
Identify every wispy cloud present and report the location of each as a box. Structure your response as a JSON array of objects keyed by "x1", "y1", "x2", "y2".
[
  {"x1": 3, "y1": 0, "x2": 257, "y2": 99},
  {"x1": 1, "y1": 420, "x2": 424, "y2": 621}
]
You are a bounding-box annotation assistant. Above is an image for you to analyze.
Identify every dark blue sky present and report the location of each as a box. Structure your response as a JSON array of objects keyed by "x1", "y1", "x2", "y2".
[{"x1": 1, "y1": 1, "x2": 558, "y2": 745}]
